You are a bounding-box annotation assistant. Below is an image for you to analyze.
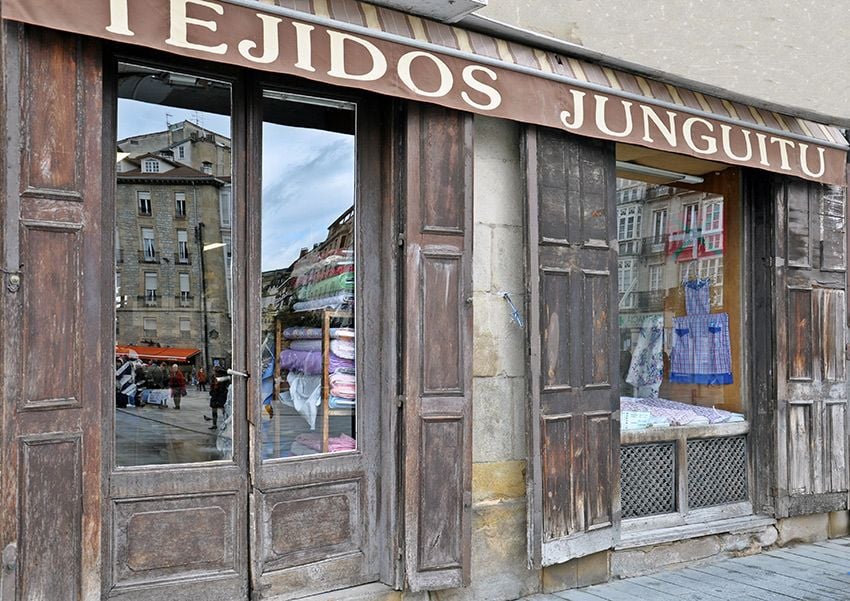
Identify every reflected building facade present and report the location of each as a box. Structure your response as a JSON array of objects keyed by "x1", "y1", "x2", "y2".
[{"x1": 115, "y1": 121, "x2": 233, "y2": 370}]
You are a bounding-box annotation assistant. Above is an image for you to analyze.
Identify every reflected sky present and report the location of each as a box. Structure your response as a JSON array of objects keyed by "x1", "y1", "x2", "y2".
[{"x1": 118, "y1": 99, "x2": 355, "y2": 271}]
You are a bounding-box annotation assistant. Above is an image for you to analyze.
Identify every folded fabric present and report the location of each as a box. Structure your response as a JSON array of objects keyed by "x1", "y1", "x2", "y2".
[
  {"x1": 283, "y1": 327, "x2": 324, "y2": 340},
  {"x1": 279, "y1": 349, "x2": 322, "y2": 375},
  {"x1": 294, "y1": 432, "x2": 356, "y2": 453},
  {"x1": 287, "y1": 371, "x2": 321, "y2": 429},
  {"x1": 332, "y1": 327, "x2": 355, "y2": 340},
  {"x1": 329, "y1": 372, "x2": 356, "y2": 398},
  {"x1": 329, "y1": 395, "x2": 356, "y2": 409},
  {"x1": 330, "y1": 339, "x2": 355, "y2": 360},
  {"x1": 292, "y1": 292, "x2": 354, "y2": 313},
  {"x1": 297, "y1": 272, "x2": 355, "y2": 300},
  {"x1": 295, "y1": 263, "x2": 353, "y2": 287},
  {"x1": 620, "y1": 396, "x2": 744, "y2": 427},
  {"x1": 289, "y1": 339, "x2": 323, "y2": 352},
  {"x1": 329, "y1": 352, "x2": 354, "y2": 373}
]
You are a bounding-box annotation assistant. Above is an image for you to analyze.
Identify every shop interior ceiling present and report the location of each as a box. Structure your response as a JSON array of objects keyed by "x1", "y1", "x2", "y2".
[{"x1": 617, "y1": 143, "x2": 728, "y2": 182}]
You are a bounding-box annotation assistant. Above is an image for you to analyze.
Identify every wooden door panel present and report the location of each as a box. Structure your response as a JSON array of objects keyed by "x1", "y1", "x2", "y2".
[
  {"x1": 19, "y1": 222, "x2": 82, "y2": 408},
  {"x1": 112, "y1": 493, "x2": 240, "y2": 586},
  {"x1": 402, "y1": 103, "x2": 473, "y2": 592},
  {"x1": 1, "y1": 23, "x2": 104, "y2": 601},
  {"x1": 768, "y1": 176, "x2": 849, "y2": 516},
  {"x1": 18, "y1": 434, "x2": 83, "y2": 601},
  {"x1": 249, "y1": 93, "x2": 387, "y2": 600},
  {"x1": 260, "y1": 480, "x2": 363, "y2": 571},
  {"x1": 526, "y1": 126, "x2": 620, "y2": 568}
]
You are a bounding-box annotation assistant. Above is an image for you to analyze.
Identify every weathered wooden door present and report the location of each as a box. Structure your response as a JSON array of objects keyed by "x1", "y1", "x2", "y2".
[
  {"x1": 244, "y1": 87, "x2": 389, "y2": 599},
  {"x1": 524, "y1": 126, "x2": 621, "y2": 567},
  {"x1": 401, "y1": 103, "x2": 474, "y2": 591},
  {"x1": 759, "y1": 174, "x2": 849, "y2": 517},
  {"x1": 0, "y1": 22, "x2": 106, "y2": 601}
]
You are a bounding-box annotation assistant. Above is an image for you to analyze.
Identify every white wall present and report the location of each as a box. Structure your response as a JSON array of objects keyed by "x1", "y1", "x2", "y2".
[{"x1": 477, "y1": 1, "x2": 849, "y2": 121}]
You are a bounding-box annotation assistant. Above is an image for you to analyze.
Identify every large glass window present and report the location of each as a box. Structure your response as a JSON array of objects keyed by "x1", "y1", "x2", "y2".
[
  {"x1": 115, "y1": 63, "x2": 233, "y2": 465},
  {"x1": 258, "y1": 91, "x2": 356, "y2": 460},
  {"x1": 617, "y1": 176, "x2": 743, "y2": 429}
]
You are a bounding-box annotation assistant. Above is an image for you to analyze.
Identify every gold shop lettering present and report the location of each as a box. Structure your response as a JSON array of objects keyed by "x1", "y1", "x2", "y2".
[{"x1": 105, "y1": 0, "x2": 503, "y2": 111}]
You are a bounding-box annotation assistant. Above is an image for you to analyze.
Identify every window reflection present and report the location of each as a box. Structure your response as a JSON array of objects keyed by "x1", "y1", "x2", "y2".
[
  {"x1": 616, "y1": 177, "x2": 744, "y2": 430},
  {"x1": 114, "y1": 64, "x2": 233, "y2": 465},
  {"x1": 259, "y1": 92, "x2": 357, "y2": 460}
]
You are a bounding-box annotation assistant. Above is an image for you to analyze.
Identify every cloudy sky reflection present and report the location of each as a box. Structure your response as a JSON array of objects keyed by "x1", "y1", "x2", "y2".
[{"x1": 117, "y1": 99, "x2": 355, "y2": 272}]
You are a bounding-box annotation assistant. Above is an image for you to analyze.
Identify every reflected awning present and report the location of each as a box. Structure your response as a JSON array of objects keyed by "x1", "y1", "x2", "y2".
[
  {"x1": 116, "y1": 345, "x2": 201, "y2": 363},
  {"x1": 4, "y1": 0, "x2": 846, "y2": 184}
]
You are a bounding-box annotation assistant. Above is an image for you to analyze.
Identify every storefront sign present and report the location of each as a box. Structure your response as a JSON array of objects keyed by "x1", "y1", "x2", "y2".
[{"x1": 4, "y1": 0, "x2": 846, "y2": 184}]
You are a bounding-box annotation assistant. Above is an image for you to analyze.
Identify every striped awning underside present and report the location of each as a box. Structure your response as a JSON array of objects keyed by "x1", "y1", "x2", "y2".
[{"x1": 258, "y1": 0, "x2": 845, "y2": 148}]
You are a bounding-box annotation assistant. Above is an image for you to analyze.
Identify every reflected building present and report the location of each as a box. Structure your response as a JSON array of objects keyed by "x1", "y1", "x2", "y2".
[{"x1": 115, "y1": 121, "x2": 233, "y2": 370}]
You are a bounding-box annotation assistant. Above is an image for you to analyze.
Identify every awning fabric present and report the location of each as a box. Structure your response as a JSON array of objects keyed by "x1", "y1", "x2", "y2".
[
  {"x1": 116, "y1": 345, "x2": 201, "y2": 363},
  {"x1": 4, "y1": 0, "x2": 847, "y2": 184}
]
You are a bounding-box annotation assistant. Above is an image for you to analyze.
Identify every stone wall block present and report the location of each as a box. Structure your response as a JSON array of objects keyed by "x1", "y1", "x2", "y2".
[
  {"x1": 473, "y1": 377, "x2": 520, "y2": 463},
  {"x1": 473, "y1": 222, "x2": 493, "y2": 294},
  {"x1": 433, "y1": 501, "x2": 537, "y2": 601},
  {"x1": 829, "y1": 511, "x2": 850, "y2": 538},
  {"x1": 472, "y1": 460, "x2": 527, "y2": 503},
  {"x1": 473, "y1": 118, "x2": 522, "y2": 228},
  {"x1": 776, "y1": 513, "x2": 829, "y2": 546},
  {"x1": 490, "y1": 225, "x2": 525, "y2": 294},
  {"x1": 473, "y1": 293, "x2": 525, "y2": 378}
]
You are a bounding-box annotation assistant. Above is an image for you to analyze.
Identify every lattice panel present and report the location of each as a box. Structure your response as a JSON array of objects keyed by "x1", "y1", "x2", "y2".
[
  {"x1": 687, "y1": 436, "x2": 748, "y2": 508},
  {"x1": 621, "y1": 442, "x2": 676, "y2": 518}
]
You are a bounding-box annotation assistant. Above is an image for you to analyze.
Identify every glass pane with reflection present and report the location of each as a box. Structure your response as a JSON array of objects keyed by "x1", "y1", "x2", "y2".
[
  {"x1": 259, "y1": 91, "x2": 357, "y2": 460},
  {"x1": 115, "y1": 64, "x2": 233, "y2": 465}
]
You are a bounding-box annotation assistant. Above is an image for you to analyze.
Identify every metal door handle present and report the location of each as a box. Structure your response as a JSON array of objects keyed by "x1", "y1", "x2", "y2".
[{"x1": 227, "y1": 368, "x2": 250, "y2": 379}]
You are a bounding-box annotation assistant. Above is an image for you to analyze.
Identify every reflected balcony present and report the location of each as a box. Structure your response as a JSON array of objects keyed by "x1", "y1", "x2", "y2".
[
  {"x1": 138, "y1": 250, "x2": 159, "y2": 264},
  {"x1": 175, "y1": 294, "x2": 194, "y2": 308},
  {"x1": 138, "y1": 293, "x2": 159, "y2": 308}
]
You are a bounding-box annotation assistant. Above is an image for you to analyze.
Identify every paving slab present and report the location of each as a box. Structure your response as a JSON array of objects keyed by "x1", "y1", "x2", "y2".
[{"x1": 521, "y1": 536, "x2": 850, "y2": 601}]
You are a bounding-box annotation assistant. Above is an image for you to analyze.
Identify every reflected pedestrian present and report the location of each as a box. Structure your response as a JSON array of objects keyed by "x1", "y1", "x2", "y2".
[
  {"x1": 197, "y1": 367, "x2": 207, "y2": 392},
  {"x1": 208, "y1": 367, "x2": 230, "y2": 429},
  {"x1": 168, "y1": 364, "x2": 186, "y2": 410}
]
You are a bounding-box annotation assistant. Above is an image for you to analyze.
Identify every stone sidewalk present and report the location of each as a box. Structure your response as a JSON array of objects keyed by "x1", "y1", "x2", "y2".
[{"x1": 520, "y1": 537, "x2": 850, "y2": 601}]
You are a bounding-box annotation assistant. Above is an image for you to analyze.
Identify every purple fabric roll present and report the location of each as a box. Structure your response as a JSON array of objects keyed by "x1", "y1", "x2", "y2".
[
  {"x1": 329, "y1": 352, "x2": 355, "y2": 373},
  {"x1": 279, "y1": 349, "x2": 323, "y2": 375}
]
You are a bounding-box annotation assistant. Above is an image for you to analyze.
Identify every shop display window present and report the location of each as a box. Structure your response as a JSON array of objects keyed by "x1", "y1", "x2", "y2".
[
  {"x1": 616, "y1": 176, "x2": 744, "y2": 431},
  {"x1": 114, "y1": 63, "x2": 234, "y2": 465},
  {"x1": 258, "y1": 91, "x2": 357, "y2": 460}
]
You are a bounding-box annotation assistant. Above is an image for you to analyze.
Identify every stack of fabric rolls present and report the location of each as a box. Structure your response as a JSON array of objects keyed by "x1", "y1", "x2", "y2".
[
  {"x1": 278, "y1": 325, "x2": 356, "y2": 427},
  {"x1": 328, "y1": 327, "x2": 355, "y2": 409},
  {"x1": 291, "y1": 248, "x2": 354, "y2": 313}
]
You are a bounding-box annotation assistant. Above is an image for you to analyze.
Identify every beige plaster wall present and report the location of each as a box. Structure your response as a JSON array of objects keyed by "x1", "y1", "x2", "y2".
[{"x1": 477, "y1": 1, "x2": 850, "y2": 121}]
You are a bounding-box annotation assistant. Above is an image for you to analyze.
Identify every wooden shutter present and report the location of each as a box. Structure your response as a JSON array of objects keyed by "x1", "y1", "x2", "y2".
[
  {"x1": 524, "y1": 126, "x2": 620, "y2": 568},
  {"x1": 0, "y1": 24, "x2": 104, "y2": 600},
  {"x1": 402, "y1": 103, "x2": 473, "y2": 591},
  {"x1": 770, "y1": 175, "x2": 849, "y2": 517}
]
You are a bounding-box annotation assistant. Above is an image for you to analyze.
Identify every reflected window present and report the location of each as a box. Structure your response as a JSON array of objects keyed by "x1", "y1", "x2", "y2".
[
  {"x1": 137, "y1": 191, "x2": 151, "y2": 215},
  {"x1": 175, "y1": 192, "x2": 187, "y2": 218},
  {"x1": 115, "y1": 63, "x2": 233, "y2": 466},
  {"x1": 259, "y1": 91, "x2": 356, "y2": 460},
  {"x1": 617, "y1": 177, "x2": 743, "y2": 430}
]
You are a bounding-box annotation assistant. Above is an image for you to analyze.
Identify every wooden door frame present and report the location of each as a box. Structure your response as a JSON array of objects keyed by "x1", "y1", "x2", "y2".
[
  {"x1": 101, "y1": 45, "x2": 251, "y2": 600},
  {"x1": 241, "y1": 73, "x2": 398, "y2": 598}
]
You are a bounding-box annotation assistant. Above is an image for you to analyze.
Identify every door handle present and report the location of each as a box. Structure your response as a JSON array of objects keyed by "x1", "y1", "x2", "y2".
[{"x1": 227, "y1": 368, "x2": 250, "y2": 379}]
